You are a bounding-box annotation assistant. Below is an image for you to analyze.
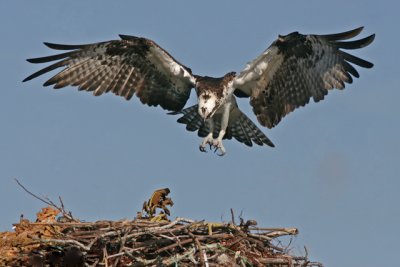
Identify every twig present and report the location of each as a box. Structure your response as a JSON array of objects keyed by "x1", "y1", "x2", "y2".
[
  {"x1": 163, "y1": 247, "x2": 196, "y2": 265},
  {"x1": 188, "y1": 231, "x2": 206, "y2": 266},
  {"x1": 14, "y1": 178, "x2": 75, "y2": 221},
  {"x1": 167, "y1": 230, "x2": 183, "y2": 249},
  {"x1": 14, "y1": 178, "x2": 54, "y2": 207},
  {"x1": 103, "y1": 247, "x2": 109, "y2": 267},
  {"x1": 32, "y1": 237, "x2": 90, "y2": 251},
  {"x1": 249, "y1": 227, "x2": 298, "y2": 231},
  {"x1": 203, "y1": 251, "x2": 209, "y2": 267},
  {"x1": 156, "y1": 238, "x2": 198, "y2": 253},
  {"x1": 112, "y1": 229, "x2": 129, "y2": 267},
  {"x1": 230, "y1": 208, "x2": 236, "y2": 225},
  {"x1": 307, "y1": 262, "x2": 324, "y2": 267}
]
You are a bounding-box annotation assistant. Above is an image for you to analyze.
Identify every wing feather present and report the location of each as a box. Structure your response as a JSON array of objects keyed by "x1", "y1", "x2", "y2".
[
  {"x1": 47, "y1": 58, "x2": 92, "y2": 87},
  {"x1": 339, "y1": 50, "x2": 374, "y2": 68},
  {"x1": 43, "y1": 42, "x2": 95, "y2": 50},
  {"x1": 24, "y1": 36, "x2": 196, "y2": 111},
  {"x1": 26, "y1": 51, "x2": 77, "y2": 64},
  {"x1": 233, "y1": 27, "x2": 375, "y2": 128},
  {"x1": 316, "y1": 27, "x2": 364, "y2": 41},
  {"x1": 24, "y1": 60, "x2": 70, "y2": 81},
  {"x1": 334, "y1": 34, "x2": 375, "y2": 49}
]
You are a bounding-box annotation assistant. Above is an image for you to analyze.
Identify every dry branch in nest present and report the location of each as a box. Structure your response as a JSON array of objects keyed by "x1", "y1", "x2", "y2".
[{"x1": 0, "y1": 183, "x2": 324, "y2": 267}]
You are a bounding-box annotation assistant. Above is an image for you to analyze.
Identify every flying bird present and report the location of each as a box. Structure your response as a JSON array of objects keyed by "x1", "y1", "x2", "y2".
[{"x1": 23, "y1": 27, "x2": 375, "y2": 155}]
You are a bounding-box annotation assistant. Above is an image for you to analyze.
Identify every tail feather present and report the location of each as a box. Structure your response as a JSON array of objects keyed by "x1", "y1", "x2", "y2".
[
  {"x1": 229, "y1": 109, "x2": 275, "y2": 147},
  {"x1": 170, "y1": 105, "x2": 274, "y2": 148},
  {"x1": 230, "y1": 117, "x2": 253, "y2": 146},
  {"x1": 171, "y1": 105, "x2": 201, "y2": 132}
]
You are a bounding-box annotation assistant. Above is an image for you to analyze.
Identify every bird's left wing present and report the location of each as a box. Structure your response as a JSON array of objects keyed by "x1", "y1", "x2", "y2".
[
  {"x1": 233, "y1": 27, "x2": 375, "y2": 128},
  {"x1": 23, "y1": 35, "x2": 196, "y2": 111}
]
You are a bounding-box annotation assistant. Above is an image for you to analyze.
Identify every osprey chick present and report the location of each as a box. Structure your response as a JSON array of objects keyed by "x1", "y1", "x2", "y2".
[{"x1": 23, "y1": 27, "x2": 374, "y2": 155}]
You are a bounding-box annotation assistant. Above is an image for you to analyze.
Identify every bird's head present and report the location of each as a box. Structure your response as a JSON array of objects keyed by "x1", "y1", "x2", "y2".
[{"x1": 198, "y1": 91, "x2": 220, "y2": 121}]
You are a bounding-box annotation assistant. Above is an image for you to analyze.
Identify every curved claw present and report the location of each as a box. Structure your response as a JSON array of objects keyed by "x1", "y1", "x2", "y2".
[
  {"x1": 213, "y1": 141, "x2": 226, "y2": 156},
  {"x1": 199, "y1": 145, "x2": 207, "y2": 153},
  {"x1": 216, "y1": 147, "x2": 226, "y2": 156},
  {"x1": 199, "y1": 134, "x2": 214, "y2": 154}
]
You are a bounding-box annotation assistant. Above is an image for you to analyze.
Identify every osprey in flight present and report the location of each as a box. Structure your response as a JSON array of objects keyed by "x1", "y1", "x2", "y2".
[{"x1": 24, "y1": 27, "x2": 374, "y2": 155}]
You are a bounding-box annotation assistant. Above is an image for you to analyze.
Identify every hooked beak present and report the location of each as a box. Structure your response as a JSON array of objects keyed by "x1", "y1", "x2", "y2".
[
  {"x1": 200, "y1": 107, "x2": 208, "y2": 122},
  {"x1": 200, "y1": 106, "x2": 218, "y2": 122},
  {"x1": 201, "y1": 107, "x2": 207, "y2": 114}
]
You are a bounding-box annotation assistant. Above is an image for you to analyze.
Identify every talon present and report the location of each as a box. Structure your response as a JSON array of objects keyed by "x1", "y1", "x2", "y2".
[
  {"x1": 199, "y1": 134, "x2": 214, "y2": 154},
  {"x1": 212, "y1": 140, "x2": 226, "y2": 156},
  {"x1": 214, "y1": 145, "x2": 226, "y2": 156},
  {"x1": 216, "y1": 145, "x2": 226, "y2": 156},
  {"x1": 217, "y1": 150, "x2": 226, "y2": 156}
]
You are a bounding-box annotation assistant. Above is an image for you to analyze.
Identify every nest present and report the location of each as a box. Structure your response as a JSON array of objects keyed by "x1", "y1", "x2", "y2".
[{"x1": 0, "y1": 185, "x2": 323, "y2": 267}]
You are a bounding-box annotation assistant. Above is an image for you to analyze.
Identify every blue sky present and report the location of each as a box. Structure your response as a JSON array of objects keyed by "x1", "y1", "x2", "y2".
[{"x1": 0, "y1": 1, "x2": 398, "y2": 266}]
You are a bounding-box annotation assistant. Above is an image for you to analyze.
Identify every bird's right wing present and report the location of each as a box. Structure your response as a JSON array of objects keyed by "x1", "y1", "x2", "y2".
[
  {"x1": 23, "y1": 35, "x2": 196, "y2": 111},
  {"x1": 233, "y1": 27, "x2": 375, "y2": 128}
]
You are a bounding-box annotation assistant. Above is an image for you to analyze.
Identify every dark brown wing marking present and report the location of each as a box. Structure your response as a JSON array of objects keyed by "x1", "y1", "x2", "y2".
[
  {"x1": 234, "y1": 27, "x2": 375, "y2": 128},
  {"x1": 24, "y1": 36, "x2": 196, "y2": 111}
]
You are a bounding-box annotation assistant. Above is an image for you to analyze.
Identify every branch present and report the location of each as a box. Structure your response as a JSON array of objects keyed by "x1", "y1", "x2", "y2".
[
  {"x1": 14, "y1": 178, "x2": 75, "y2": 221},
  {"x1": 32, "y1": 237, "x2": 90, "y2": 251}
]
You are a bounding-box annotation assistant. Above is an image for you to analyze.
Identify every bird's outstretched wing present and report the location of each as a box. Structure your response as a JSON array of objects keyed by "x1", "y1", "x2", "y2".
[
  {"x1": 233, "y1": 27, "x2": 375, "y2": 128},
  {"x1": 23, "y1": 35, "x2": 196, "y2": 111},
  {"x1": 171, "y1": 105, "x2": 274, "y2": 147}
]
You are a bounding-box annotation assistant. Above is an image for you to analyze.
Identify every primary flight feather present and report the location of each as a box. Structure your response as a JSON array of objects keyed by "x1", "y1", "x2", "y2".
[{"x1": 23, "y1": 27, "x2": 375, "y2": 155}]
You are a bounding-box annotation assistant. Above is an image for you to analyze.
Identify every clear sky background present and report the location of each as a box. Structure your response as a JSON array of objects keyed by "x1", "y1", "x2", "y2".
[{"x1": 0, "y1": 1, "x2": 398, "y2": 266}]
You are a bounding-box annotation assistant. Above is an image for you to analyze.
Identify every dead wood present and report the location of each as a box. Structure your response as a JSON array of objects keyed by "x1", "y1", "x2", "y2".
[{"x1": 0, "y1": 184, "x2": 323, "y2": 267}]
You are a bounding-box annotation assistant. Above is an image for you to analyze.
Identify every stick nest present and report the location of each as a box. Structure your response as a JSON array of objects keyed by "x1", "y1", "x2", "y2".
[{"x1": 0, "y1": 188, "x2": 323, "y2": 267}]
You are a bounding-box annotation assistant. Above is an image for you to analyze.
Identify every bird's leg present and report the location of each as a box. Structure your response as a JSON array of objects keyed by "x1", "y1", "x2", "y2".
[
  {"x1": 213, "y1": 103, "x2": 231, "y2": 156},
  {"x1": 199, "y1": 133, "x2": 213, "y2": 152},
  {"x1": 199, "y1": 119, "x2": 214, "y2": 152},
  {"x1": 213, "y1": 129, "x2": 226, "y2": 156}
]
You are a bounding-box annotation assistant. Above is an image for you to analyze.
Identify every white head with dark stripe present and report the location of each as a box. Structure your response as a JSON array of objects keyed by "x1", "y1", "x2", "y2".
[
  {"x1": 198, "y1": 90, "x2": 218, "y2": 120},
  {"x1": 196, "y1": 72, "x2": 235, "y2": 120}
]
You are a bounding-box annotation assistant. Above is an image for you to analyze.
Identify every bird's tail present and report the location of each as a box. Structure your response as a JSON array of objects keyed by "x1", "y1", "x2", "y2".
[
  {"x1": 168, "y1": 105, "x2": 206, "y2": 135},
  {"x1": 228, "y1": 107, "x2": 275, "y2": 147},
  {"x1": 169, "y1": 105, "x2": 274, "y2": 147}
]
